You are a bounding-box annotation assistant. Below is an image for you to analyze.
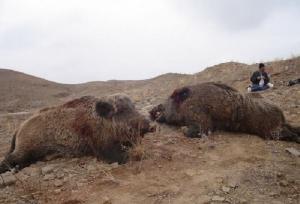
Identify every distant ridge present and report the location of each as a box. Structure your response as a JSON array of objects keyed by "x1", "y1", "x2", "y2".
[{"x1": 0, "y1": 56, "x2": 299, "y2": 113}]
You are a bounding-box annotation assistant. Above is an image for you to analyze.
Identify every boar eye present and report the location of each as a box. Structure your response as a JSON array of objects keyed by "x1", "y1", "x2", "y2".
[{"x1": 96, "y1": 101, "x2": 114, "y2": 118}]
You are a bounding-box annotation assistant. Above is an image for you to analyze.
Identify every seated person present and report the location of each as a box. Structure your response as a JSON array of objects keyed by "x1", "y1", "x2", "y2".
[{"x1": 248, "y1": 63, "x2": 273, "y2": 92}]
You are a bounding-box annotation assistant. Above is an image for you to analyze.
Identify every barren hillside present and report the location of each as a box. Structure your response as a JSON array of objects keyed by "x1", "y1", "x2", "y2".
[
  {"x1": 0, "y1": 57, "x2": 299, "y2": 204},
  {"x1": 0, "y1": 69, "x2": 73, "y2": 112},
  {"x1": 1, "y1": 57, "x2": 299, "y2": 113}
]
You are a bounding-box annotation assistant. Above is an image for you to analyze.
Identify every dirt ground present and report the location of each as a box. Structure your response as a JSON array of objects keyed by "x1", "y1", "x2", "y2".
[
  {"x1": 0, "y1": 58, "x2": 299, "y2": 204},
  {"x1": 0, "y1": 117, "x2": 299, "y2": 204}
]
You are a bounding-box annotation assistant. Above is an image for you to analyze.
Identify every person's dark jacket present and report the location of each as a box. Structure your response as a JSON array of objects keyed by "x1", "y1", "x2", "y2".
[{"x1": 250, "y1": 71, "x2": 270, "y2": 85}]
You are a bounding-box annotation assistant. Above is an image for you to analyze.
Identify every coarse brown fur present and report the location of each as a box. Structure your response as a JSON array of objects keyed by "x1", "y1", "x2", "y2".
[
  {"x1": 0, "y1": 94, "x2": 151, "y2": 174},
  {"x1": 150, "y1": 82, "x2": 300, "y2": 142}
]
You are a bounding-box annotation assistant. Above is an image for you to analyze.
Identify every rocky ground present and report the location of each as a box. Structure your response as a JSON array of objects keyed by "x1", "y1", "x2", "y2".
[{"x1": 0, "y1": 57, "x2": 299, "y2": 203}]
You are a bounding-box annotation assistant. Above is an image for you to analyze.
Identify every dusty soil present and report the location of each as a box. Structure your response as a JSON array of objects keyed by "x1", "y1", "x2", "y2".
[{"x1": 0, "y1": 57, "x2": 299, "y2": 203}]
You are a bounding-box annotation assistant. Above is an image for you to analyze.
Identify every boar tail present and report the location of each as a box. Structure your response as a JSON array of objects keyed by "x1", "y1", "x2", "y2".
[{"x1": 9, "y1": 132, "x2": 17, "y2": 153}]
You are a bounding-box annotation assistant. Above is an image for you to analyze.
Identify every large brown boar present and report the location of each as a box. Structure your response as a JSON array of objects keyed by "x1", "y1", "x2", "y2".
[
  {"x1": 0, "y1": 94, "x2": 151, "y2": 174},
  {"x1": 150, "y1": 82, "x2": 300, "y2": 143}
]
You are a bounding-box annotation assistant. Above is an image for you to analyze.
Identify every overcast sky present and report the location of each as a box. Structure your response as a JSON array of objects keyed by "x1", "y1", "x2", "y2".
[{"x1": 0, "y1": 0, "x2": 300, "y2": 83}]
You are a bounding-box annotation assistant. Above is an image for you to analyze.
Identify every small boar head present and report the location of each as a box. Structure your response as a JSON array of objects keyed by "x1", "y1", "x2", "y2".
[
  {"x1": 96, "y1": 94, "x2": 153, "y2": 136},
  {"x1": 150, "y1": 87, "x2": 191, "y2": 126}
]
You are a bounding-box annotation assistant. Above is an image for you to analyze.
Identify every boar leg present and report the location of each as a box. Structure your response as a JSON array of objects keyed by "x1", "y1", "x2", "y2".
[
  {"x1": 184, "y1": 112, "x2": 213, "y2": 138},
  {"x1": 0, "y1": 149, "x2": 44, "y2": 174},
  {"x1": 279, "y1": 124, "x2": 300, "y2": 143}
]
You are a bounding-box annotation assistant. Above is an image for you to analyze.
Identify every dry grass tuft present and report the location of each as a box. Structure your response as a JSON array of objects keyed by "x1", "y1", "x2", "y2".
[{"x1": 128, "y1": 143, "x2": 146, "y2": 162}]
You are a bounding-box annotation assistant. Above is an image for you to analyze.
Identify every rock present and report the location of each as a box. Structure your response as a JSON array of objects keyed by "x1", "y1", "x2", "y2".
[
  {"x1": 285, "y1": 147, "x2": 300, "y2": 157},
  {"x1": 269, "y1": 192, "x2": 279, "y2": 197},
  {"x1": 103, "y1": 196, "x2": 112, "y2": 204},
  {"x1": 63, "y1": 177, "x2": 69, "y2": 182},
  {"x1": 222, "y1": 186, "x2": 230, "y2": 193},
  {"x1": 211, "y1": 195, "x2": 225, "y2": 202},
  {"x1": 23, "y1": 166, "x2": 41, "y2": 177},
  {"x1": 271, "y1": 201, "x2": 284, "y2": 204},
  {"x1": 239, "y1": 198, "x2": 248, "y2": 204},
  {"x1": 189, "y1": 153, "x2": 197, "y2": 158},
  {"x1": 208, "y1": 144, "x2": 215, "y2": 149},
  {"x1": 43, "y1": 173, "x2": 55, "y2": 181},
  {"x1": 0, "y1": 172, "x2": 17, "y2": 187},
  {"x1": 87, "y1": 165, "x2": 97, "y2": 172},
  {"x1": 76, "y1": 179, "x2": 88, "y2": 187},
  {"x1": 54, "y1": 179, "x2": 64, "y2": 187},
  {"x1": 181, "y1": 126, "x2": 189, "y2": 134},
  {"x1": 56, "y1": 172, "x2": 65, "y2": 179},
  {"x1": 98, "y1": 177, "x2": 120, "y2": 186},
  {"x1": 16, "y1": 173, "x2": 30, "y2": 181},
  {"x1": 184, "y1": 169, "x2": 197, "y2": 177},
  {"x1": 71, "y1": 190, "x2": 79, "y2": 194},
  {"x1": 216, "y1": 178, "x2": 223, "y2": 183},
  {"x1": 110, "y1": 162, "x2": 119, "y2": 169},
  {"x1": 197, "y1": 195, "x2": 211, "y2": 203},
  {"x1": 77, "y1": 182, "x2": 85, "y2": 187},
  {"x1": 228, "y1": 178, "x2": 239, "y2": 188},
  {"x1": 42, "y1": 164, "x2": 56, "y2": 175},
  {"x1": 279, "y1": 180, "x2": 288, "y2": 187},
  {"x1": 276, "y1": 172, "x2": 284, "y2": 178},
  {"x1": 54, "y1": 189, "x2": 62, "y2": 194}
]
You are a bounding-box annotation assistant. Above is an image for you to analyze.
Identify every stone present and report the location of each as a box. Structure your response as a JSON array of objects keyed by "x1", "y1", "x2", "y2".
[
  {"x1": 208, "y1": 144, "x2": 216, "y2": 149},
  {"x1": 54, "y1": 179, "x2": 64, "y2": 187},
  {"x1": 42, "y1": 164, "x2": 56, "y2": 175},
  {"x1": 181, "y1": 126, "x2": 189, "y2": 134},
  {"x1": 184, "y1": 169, "x2": 197, "y2": 177},
  {"x1": 197, "y1": 195, "x2": 210, "y2": 203},
  {"x1": 56, "y1": 172, "x2": 65, "y2": 179},
  {"x1": 239, "y1": 198, "x2": 248, "y2": 204},
  {"x1": 285, "y1": 148, "x2": 300, "y2": 157},
  {"x1": 271, "y1": 201, "x2": 284, "y2": 204},
  {"x1": 76, "y1": 179, "x2": 89, "y2": 187},
  {"x1": 54, "y1": 189, "x2": 62, "y2": 194},
  {"x1": 16, "y1": 173, "x2": 30, "y2": 181},
  {"x1": 216, "y1": 178, "x2": 223, "y2": 183},
  {"x1": 211, "y1": 195, "x2": 225, "y2": 202},
  {"x1": 63, "y1": 177, "x2": 69, "y2": 182},
  {"x1": 43, "y1": 173, "x2": 55, "y2": 181},
  {"x1": 87, "y1": 165, "x2": 97, "y2": 172},
  {"x1": 228, "y1": 178, "x2": 239, "y2": 188},
  {"x1": 23, "y1": 166, "x2": 41, "y2": 177},
  {"x1": 103, "y1": 196, "x2": 112, "y2": 204},
  {"x1": 269, "y1": 192, "x2": 279, "y2": 197},
  {"x1": 279, "y1": 180, "x2": 288, "y2": 187},
  {"x1": 77, "y1": 182, "x2": 84, "y2": 187},
  {"x1": 222, "y1": 186, "x2": 230, "y2": 193},
  {"x1": 110, "y1": 162, "x2": 119, "y2": 169},
  {"x1": 0, "y1": 172, "x2": 17, "y2": 187},
  {"x1": 276, "y1": 172, "x2": 284, "y2": 178},
  {"x1": 98, "y1": 177, "x2": 120, "y2": 186}
]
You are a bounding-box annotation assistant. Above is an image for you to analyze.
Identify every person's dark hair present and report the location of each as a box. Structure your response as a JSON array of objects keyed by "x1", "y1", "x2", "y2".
[{"x1": 259, "y1": 63, "x2": 265, "y2": 69}]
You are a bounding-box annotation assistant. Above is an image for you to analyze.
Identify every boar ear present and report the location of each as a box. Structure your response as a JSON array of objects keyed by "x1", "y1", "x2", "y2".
[
  {"x1": 96, "y1": 101, "x2": 115, "y2": 118},
  {"x1": 171, "y1": 87, "x2": 190, "y2": 104}
]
